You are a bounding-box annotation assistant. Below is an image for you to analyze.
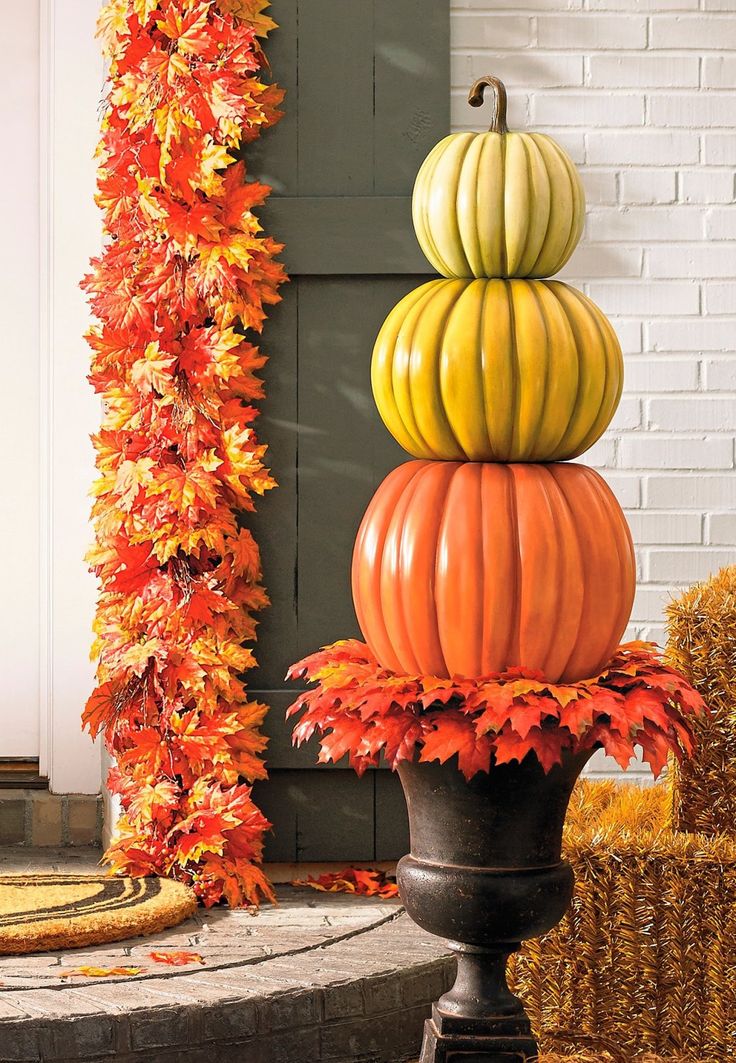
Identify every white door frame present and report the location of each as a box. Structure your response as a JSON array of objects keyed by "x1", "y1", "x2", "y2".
[{"x1": 39, "y1": 0, "x2": 104, "y2": 794}]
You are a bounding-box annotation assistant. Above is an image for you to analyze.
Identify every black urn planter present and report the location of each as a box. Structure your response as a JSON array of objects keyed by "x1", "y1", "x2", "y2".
[{"x1": 397, "y1": 749, "x2": 593, "y2": 1063}]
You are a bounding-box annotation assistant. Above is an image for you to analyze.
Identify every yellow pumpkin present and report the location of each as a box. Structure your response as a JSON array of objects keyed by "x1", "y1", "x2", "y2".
[
  {"x1": 412, "y1": 75, "x2": 585, "y2": 279},
  {"x1": 371, "y1": 278, "x2": 622, "y2": 463}
]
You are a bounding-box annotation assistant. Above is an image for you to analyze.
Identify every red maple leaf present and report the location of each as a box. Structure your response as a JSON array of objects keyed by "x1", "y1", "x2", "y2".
[
  {"x1": 419, "y1": 711, "x2": 492, "y2": 779},
  {"x1": 494, "y1": 725, "x2": 566, "y2": 773}
]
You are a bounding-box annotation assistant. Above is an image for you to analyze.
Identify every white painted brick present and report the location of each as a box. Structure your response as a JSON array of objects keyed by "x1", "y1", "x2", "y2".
[
  {"x1": 631, "y1": 584, "x2": 677, "y2": 623},
  {"x1": 451, "y1": 0, "x2": 580, "y2": 8},
  {"x1": 591, "y1": 0, "x2": 697, "y2": 9},
  {"x1": 706, "y1": 285, "x2": 736, "y2": 316},
  {"x1": 647, "y1": 319, "x2": 736, "y2": 352},
  {"x1": 648, "y1": 398, "x2": 736, "y2": 431},
  {"x1": 645, "y1": 474, "x2": 736, "y2": 508},
  {"x1": 620, "y1": 435, "x2": 734, "y2": 470},
  {"x1": 704, "y1": 358, "x2": 736, "y2": 390},
  {"x1": 530, "y1": 92, "x2": 644, "y2": 127},
  {"x1": 451, "y1": 53, "x2": 584, "y2": 89},
  {"x1": 625, "y1": 511, "x2": 702, "y2": 544},
  {"x1": 624, "y1": 358, "x2": 700, "y2": 392},
  {"x1": 704, "y1": 134, "x2": 736, "y2": 166},
  {"x1": 620, "y1": 169, "x2": 677, "y2": 205},
  {"x1": 586, "y1": 132, "x2": 699, "y2": 166},
  {"x1": 588, "y1": 207, "x2": 704, "y2": 242},
  {"x1": 705, "y1": 208, "x2": 736, "y2": 241},
  {"x1": 647, "y1": 244, "x2": 736, "y2": 278},
  {"x1": 703, "y1": 0, "x2": 736, "y2": 8},
  {"x1": 537, "y1": 15, "x2": 647, "y2": 49},
  {"x1": 605, "y1": 473, "x2": 642, "y2": 508},
  {"x1": 580, "y1": 169, "x2": 618, "y2": 205},
  {"x1": 559, "y1": 245, "x2": 644, "y2": 280},
  {"x1": 589, "y1": 54, "x2": 700, "y2": 89},
  {"x1": 650, "y1": 15, "x2": 736, "y2": 49},
  {"x1": 533, "y1": 129, "x2": 586, "y2": 163},
  {"x1": 680, "y1": 170, "x2": 735, "y2": 205},
  {"x1": 588, "y1": 281, "x2": 699, "y2": 316},
  {"x1": 451, "y1": 13, "x2": 531, "y2": 48},
  {"x1": 702, "y1": 56, "x2": 736, "y2": 88},
  {"x1": 577, "y1": 436, "x2": 618, "y2": 468},
  {"x1": 707, "y1": 512, "x2": 736, "y2": 544},
  {"x1": 649, "y1": 94, "x2": 736, "y2": 129},
  {"x1": 647, "y1": 549, "x2": 736, "y2": 582},
  {"x1": 610, "y1": 397, "x2": 643, "y2": 431},
  {"x1": 606, "y1": 317, "x2": 642, "y2": 353},
  {"x1": 640, "y1": 623, "x2": 668, "y2": 647}
]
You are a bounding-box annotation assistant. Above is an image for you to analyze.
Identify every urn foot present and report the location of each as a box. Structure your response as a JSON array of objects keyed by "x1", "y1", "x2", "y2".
[
  {"x1": 418, "y1": 946, "x2": 538, "y2": 1063},
  {"x1": 421, "y1": 1008, "x2": 537, "y2": 1062}
]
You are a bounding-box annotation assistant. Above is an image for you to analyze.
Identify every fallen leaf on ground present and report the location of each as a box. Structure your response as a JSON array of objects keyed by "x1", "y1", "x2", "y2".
[
  {"x1": 148, "y1": 950, "x2": 204, "y2": 966},
  {"x1": 292, "y1": 867, "x2": 399, "y2": 899},
  {"x1": 61, "y1": 966, "x2": 142, "y2": 978}
]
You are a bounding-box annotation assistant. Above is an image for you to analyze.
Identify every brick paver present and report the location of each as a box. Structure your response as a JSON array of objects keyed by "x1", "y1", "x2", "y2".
[{"x1": 0, "y1": 853, "x2": 453, "y2": 1062}]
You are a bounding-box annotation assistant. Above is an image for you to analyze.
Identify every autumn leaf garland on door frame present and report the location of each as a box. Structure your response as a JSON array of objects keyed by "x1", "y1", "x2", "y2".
[{"x1": 82, "y1": 0, "x2": 286, "y2": 907}]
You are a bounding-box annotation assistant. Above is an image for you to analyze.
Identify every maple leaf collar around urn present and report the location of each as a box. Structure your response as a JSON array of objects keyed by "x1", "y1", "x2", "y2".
[{"x1": 412, "y1": 74, "x2": 585, "y2": 280}]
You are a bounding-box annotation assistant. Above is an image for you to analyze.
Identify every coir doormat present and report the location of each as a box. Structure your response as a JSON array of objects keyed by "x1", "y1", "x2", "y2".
[{"x1": 0, "y1": 874, "x2": 196, "y2": 954}]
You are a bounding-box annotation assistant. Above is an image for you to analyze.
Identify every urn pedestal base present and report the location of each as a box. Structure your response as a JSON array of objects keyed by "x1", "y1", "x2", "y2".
[
  {"x1": 421, "y1": 1007, "x2": 536, "y2": 1063},
  {"x1": 418, "y1": 947, "x2": 538, "y2": 1062}
]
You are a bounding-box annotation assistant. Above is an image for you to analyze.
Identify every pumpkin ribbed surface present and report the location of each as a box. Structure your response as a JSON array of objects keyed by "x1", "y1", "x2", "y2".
[
  {"x1": 351, "y1": 460, "x2": 635, "y2": 684},
  {"x1": 412, "y1": 131, "x2": 585, "y2": 279},
  {"x1": 372, "y1": 278, "x2": 622, "y2": 463}
]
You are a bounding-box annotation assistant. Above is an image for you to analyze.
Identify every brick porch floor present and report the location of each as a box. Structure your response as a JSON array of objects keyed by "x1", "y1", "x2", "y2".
[{"x1": 0, "y1": 849, "x2": 453, "y2": 1063}]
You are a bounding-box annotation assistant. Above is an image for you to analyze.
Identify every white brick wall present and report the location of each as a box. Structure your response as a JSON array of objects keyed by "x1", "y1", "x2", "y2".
[{"x1": 451, "y1": 0, "x2": 736, "y2": 652}]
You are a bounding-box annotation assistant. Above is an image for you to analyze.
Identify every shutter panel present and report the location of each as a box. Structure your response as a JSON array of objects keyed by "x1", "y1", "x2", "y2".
[{"x1": 249, "y1": 0, "x2": 450, "y2": 862}]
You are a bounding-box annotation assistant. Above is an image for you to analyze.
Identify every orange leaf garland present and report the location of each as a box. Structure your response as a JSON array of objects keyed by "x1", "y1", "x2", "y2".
[
  {"x1": 287, "y1": 641, "x2": 707, "y2": 781},
  {"x1": 83, "y1": 0, "x2": 286, "y2": 906}
]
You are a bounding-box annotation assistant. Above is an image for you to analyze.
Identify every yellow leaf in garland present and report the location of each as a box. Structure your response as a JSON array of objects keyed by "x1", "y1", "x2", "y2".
[
  {"x1": 130, "y1": 342, "x2": 176, "y2": 394},
  {"x1": 97, "y1": 0, "x2": 130, "y2": 55},
  {"x1": 199, "y1": 139, "x2": 237, "y2": 194},
  {"x1": 63, "y1": 966, "x2": 142, "y2": 979},
  {"x1": 156, "y1": 3, "x2": 211, "y2": 55},
  {"x1": 216, "y1": 0, "x2": 277, "y2": 37},
  {"x1": 133, "y1": 0, "x2": 160, "y2": 23},
  {"x1": 112, "y1": 458, "x2": 155, "y2": 510}
]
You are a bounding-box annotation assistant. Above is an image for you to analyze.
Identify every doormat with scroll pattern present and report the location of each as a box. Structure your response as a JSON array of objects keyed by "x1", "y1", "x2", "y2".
[{"x1": 0, "y1": 874, "x2": 196, "y2": 954}]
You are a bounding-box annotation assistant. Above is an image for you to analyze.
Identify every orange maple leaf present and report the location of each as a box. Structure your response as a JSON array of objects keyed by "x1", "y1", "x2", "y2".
[
  {"x1": 148, "y1": 950, "x2": 204, "y2": 966},
  {"x1": 292, "y1": 868, "x2": 399, "y2": 900}
]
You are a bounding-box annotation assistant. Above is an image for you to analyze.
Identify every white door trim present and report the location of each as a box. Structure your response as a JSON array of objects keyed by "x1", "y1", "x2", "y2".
[{"x1": 38, "y1": 0, "x2": 104, "y2": 794}]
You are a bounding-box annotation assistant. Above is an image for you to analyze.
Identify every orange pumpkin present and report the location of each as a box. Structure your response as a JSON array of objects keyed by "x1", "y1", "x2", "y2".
[{"x1": 352, "y1": 460, "x2": 635, "y2": 683}]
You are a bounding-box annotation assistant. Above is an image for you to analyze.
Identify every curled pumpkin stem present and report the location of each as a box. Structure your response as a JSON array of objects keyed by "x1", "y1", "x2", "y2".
[{"x1": 468, "y1": 74, "x2": 509, "y2": 134}]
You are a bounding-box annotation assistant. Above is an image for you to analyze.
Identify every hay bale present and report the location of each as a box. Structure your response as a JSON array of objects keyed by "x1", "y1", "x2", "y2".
[
  {"x1": 666, "y1": 564, "x2": 736, "y2": 836},
  {"x1": 510, "y1": 780, "x2": 736, "y2": 1061}
]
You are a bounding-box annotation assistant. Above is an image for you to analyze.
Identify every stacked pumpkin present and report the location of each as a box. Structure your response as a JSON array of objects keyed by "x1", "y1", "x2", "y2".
[{"x1": 352, "y1": 76, "x2": 635, "y2": 684}]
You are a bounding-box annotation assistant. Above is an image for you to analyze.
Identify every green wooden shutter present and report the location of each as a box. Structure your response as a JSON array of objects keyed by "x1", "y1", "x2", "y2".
[{"x1": 249, "y1": 0, "x2": 450, "y2": 863}]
